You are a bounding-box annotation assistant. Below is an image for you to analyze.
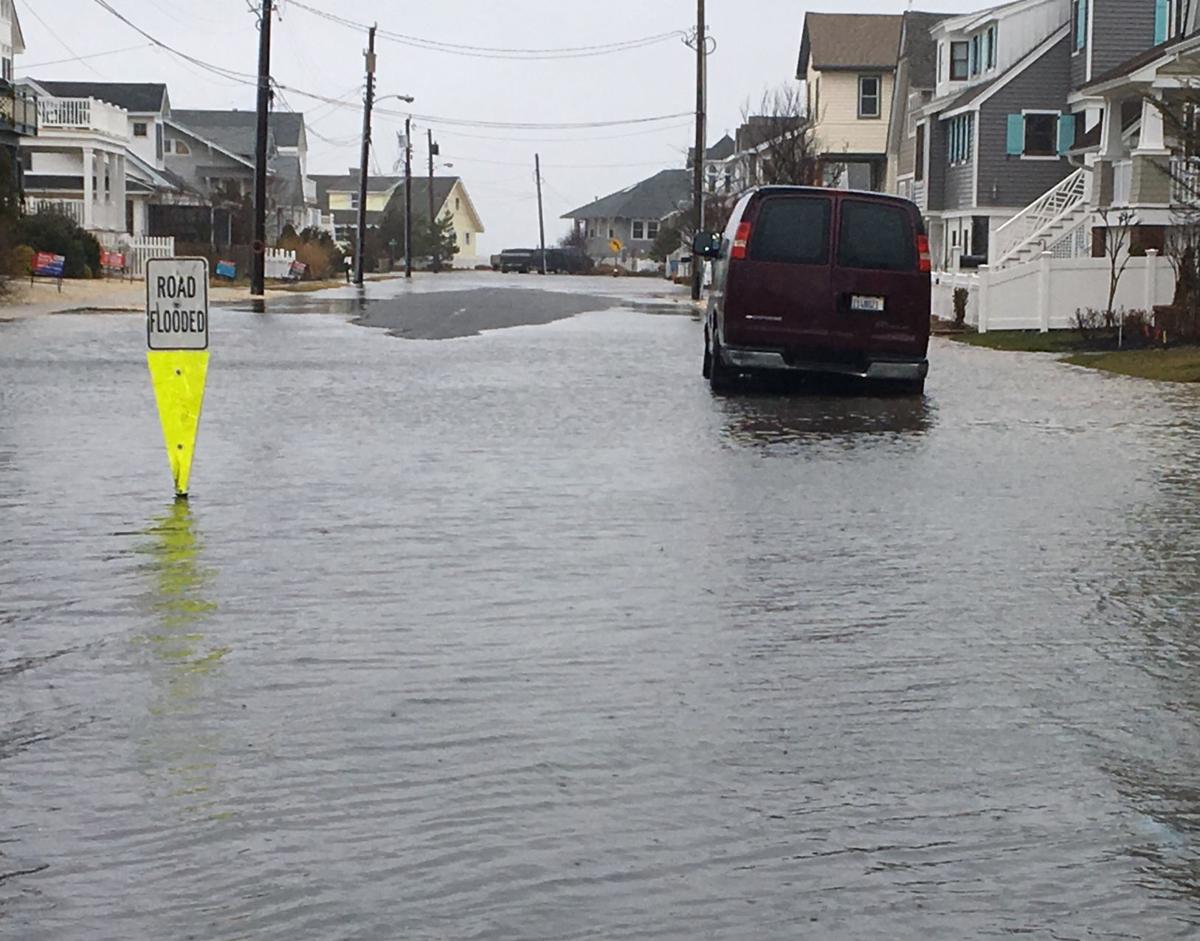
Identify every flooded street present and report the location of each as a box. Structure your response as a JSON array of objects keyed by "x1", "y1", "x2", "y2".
[{"x1": 4, "y1": 274, "x2": 1200, "y2": 938}]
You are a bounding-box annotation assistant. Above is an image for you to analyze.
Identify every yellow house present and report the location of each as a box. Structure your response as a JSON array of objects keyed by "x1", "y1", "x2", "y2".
[
  {"x1": 797, "y1": 12, "x2": 903, "y2": 191},
  {"x1": 312, "y1": 172, "x2": 485, "y2": 266}
]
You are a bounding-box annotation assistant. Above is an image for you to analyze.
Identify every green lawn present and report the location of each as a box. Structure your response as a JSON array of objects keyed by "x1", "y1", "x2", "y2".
[
  {"x1": 1061, "y1": 347, "x2": 1200, "y2": 382},
  {"x1": 947, "y1": 330, "x2": 1200, "y2": 382},
  {"x1": 948, "y1": 330, "x2": 1088, "y2": 353}
]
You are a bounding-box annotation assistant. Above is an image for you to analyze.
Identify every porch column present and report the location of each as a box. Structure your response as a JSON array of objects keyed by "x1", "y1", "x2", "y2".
[
  {"x1": 82, "y1": 147, "x2": 94, "y2": 229},
  {"x1": 1099, "y1": 96, "x2": 1124, "y2": 158},
  {"x1": 1135, "y1": 91, "x2": 1168, "y2": 154}
]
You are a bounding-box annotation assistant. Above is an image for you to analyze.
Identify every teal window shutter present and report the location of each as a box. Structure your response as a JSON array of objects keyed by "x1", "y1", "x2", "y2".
[
  {"x1": 1057, "y1": 114, "x2": 1075, "y2": 155},
  {"x1": 1155, "y1": 0, "x2": 1169, "y2": 43},
  {"x1": 1007, "y1": 114, "x2": 1025, "y2": 155},
  {"x1": 1076, "y1": 0, "x2": 1088, "y2": 50}
]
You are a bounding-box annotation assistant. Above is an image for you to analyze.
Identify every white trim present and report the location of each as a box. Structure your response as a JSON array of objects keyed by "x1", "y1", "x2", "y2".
[
  {"x1": 1085, "y1": 0, "x2": 1094, "y2": 82},
  {"x1": 972, "y1": 108, "x2": 981, "y2": 205}
]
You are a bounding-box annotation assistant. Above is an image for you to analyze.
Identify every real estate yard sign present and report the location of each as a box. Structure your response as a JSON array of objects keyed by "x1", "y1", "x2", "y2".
[{"x1": 145, "y1": 258, "x2": 210, "y2": 498}]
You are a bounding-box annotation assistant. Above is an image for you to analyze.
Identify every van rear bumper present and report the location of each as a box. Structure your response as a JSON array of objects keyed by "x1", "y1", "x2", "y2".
[{"x1": 721, "y1": 346, "x2": 928, "y2": 381}]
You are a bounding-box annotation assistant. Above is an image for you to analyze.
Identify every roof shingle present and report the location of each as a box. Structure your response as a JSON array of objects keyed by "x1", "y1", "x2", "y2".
[
  {"x1": 798, "y1": 13, "x2": 903, "y2": 75},
  {"x1": 562, "y1": 169, "x2": 691, "y2": 222}
]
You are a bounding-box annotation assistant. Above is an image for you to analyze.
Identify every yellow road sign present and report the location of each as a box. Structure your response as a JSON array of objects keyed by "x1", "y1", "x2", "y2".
[
  {"x1": 146, "y1": 258, "x2": 210, "y2": 498},
  {"x1": 609, "y1": 238, "x2": 623, "y2": 254}
]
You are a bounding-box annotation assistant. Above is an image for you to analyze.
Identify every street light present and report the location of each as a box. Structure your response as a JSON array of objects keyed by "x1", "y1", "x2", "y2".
[{"x1": 356, "y1": 91, "x2": 416, "y2": 286}]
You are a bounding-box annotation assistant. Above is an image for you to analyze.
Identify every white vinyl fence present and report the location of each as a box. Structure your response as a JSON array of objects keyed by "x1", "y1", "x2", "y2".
[{"x1": 939, "y1": 251, "x2": 1176, "y2": 333}]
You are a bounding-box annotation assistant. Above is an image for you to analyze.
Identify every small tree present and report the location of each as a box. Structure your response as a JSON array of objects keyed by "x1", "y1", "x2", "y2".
[
  {"x1": 558, "y1": 228, "x2": 589, "y2": 254},
  {"x1": 649, "y1": 222, "x2": 682, "y2": 262},
  {"x1": 1097, "y1": 207, "x2": 1136, "y2": 346},
  {"x1": 739, "y1": 85, "x2": 827, "y2": 187}
]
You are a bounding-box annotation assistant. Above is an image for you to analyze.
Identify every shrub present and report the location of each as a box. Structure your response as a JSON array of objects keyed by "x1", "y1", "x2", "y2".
[
  {"x1": 17, "y1": 211, "x2": 101, "y2": 278},
  {"x1": 952, "y1": 287, "x2": 969, "y2": 326},
  {"x1": 295, "y1": 241, "x2": 331, "y2": 280},
  {"x1": 1073, "y1": 307, "x2": 1103, "y2": 341},
  {"x1": 277, "y1": 224, "x2": 301, "y2": 251},
  {"x1": 11, "y1": 244, "x2": 34, "y2": 275}
]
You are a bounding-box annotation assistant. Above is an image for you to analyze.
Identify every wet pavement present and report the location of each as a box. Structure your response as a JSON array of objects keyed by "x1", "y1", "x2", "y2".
[{"x1": 4, "y1": 274, "x2": 1200, "y2": 938}]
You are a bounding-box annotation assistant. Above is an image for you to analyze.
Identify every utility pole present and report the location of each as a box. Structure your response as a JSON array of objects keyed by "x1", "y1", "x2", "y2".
[
  {"x1": 428, "y1": 128, "x2": 439, "y2": 273},
  {"x1": 535, "y1": 153, "x2": 547, "y2": 275},
  {"x1": 251, "y1": 0, "x2": 273, "y2": 298},
  {"x1": 354, "y1": 24, "x2": 377, "y2": 286},
  {"x1": 404, "y1": 117, "x2": 413, "y2": 279},
  {"x1": 691, "y1": 0, "x2": 706, "y2": 301}
]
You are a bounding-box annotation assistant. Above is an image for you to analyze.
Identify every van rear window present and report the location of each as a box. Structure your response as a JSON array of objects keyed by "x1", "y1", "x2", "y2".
[
  {"x1": 749, "y1": 198, "x2": 831, "y2": 265},
  {"x1": 837, "y1": 200, "x2": 916, "y2": 271}
]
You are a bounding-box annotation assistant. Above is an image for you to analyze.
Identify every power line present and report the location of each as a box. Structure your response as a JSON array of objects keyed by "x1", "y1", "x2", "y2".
[
  {"x1": 84, "y1": 0, "x2": 692, "y2": 133},
  {"x1": 287, "y1": 0, "x2": 685, "y2": 60},
  {"x1": 20, "y1": 43, "x2": 154, "y2": 69},
  {"x1": 19, "y1": 0, "x2": 106, "y2": 77}
]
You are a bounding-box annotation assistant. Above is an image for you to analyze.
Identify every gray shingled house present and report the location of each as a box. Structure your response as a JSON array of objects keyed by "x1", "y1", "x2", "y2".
[{"x1": 562, "y1": 168, "x2": 691, "y2": 263}]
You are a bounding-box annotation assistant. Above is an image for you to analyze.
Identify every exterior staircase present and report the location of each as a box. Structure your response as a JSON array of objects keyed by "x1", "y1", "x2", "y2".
[{"x1": 992, "y1": 168, "x2": 1091, "y2": 268}]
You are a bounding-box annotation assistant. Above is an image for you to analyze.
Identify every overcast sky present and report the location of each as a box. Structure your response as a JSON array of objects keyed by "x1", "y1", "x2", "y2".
[{"x1": 18, "y1": 0, "x2": 984, "y2": 254}]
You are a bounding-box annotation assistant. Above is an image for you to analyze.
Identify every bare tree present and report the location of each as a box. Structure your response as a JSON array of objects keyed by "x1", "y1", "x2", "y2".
[
  {"x1": 739, "y1": 85, "x2": 838, "y2": 188},
  {"x1": 1097, "y1": 207, "x2": 1137, "y2": 346}
]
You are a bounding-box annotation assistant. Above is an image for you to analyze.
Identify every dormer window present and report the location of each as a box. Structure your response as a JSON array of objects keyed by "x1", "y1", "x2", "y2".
[
  {"x1": 986, "y1": 25, "x2": 997, "y2": 69},
  {"x1": 950, "y1": 41, "x2": 969, "y2": 81},
  {"x1": 970, "y1": 35, "x2": 981, "y2": 75},
  {"x1": 937, "y1": 43, "x2": 944, "y2": 82}
]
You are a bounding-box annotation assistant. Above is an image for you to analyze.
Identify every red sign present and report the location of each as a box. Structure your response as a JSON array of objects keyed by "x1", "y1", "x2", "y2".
[
  {"x1": 101, "y1": 251, "x2": 126, "y2": 270},
  {"x1": 32, "y1": 252, "x2": 66, "y2": 277}
]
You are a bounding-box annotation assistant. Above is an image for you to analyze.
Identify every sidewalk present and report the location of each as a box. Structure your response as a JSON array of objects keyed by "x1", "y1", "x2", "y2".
[{"x1": 0, "y1": 275, "x2": 370, "y2": 320}]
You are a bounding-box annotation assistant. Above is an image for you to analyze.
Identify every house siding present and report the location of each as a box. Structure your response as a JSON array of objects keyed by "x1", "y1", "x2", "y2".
[
  {"x1": 944, "y1": 157, "x2": 975, "y2": 210},
  {"x1": 807, "y1": 64, "x2": 894, "y2": 157},
  {"x1": 926, "y1": 119, "x2": 947, "y2": 211},
  {"x1": 977, "y1": 36, "x2": 1072, "y2": 210},
  {"x1": 1091, "y1": 0, "x2": 1157, "y2": 82}
]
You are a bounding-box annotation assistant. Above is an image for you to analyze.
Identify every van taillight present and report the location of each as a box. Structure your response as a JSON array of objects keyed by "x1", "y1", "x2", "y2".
[
  {"x1": 731, "y1": 222, "x2": 751, "y2": 260},
  {"x1": 917, "y1": 234, "x2": 931, "y2": 273}
]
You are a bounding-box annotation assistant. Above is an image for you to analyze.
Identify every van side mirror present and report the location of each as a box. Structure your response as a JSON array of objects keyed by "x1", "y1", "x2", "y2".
[{"x1": 691, "y1": 231, "x2": 723, "y2": 259}]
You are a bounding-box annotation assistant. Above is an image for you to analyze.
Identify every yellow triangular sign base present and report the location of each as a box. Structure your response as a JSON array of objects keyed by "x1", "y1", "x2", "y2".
[{"x1": 147, "y1": 350, "x2": 209, "y2": 497}]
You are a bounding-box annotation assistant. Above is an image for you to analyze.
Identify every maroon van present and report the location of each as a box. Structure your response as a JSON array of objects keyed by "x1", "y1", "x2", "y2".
[{"x1": 694, "y1": 186, "x2": 931, "y2": 394}]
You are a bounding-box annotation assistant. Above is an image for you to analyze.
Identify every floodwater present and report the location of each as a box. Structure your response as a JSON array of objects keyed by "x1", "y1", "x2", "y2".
[{"x1": 3, "y1": 275, "x2": 1200, "y2": 939}]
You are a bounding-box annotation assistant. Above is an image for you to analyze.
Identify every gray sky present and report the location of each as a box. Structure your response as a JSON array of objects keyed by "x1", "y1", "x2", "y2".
[{"x1": 18, "y1": 0, "x2": 983, "y2": 254}]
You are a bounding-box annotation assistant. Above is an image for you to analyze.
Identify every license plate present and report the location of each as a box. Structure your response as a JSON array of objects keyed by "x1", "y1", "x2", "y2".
[{"x1": 851, "y1": 294, "x2": 885, "y2": 312}]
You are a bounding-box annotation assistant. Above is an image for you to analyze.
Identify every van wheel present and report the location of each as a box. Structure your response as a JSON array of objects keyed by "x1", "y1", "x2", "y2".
[
  {"x1": 702, "y1": 331, "x2": 713, "y2": 378},
  {"x1": 709, "y1": 338, "x2": 734, "y2": 393}
]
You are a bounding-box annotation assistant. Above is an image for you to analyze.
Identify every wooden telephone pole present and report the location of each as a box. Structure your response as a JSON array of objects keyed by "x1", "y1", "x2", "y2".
[
  {"x1": 404, "y1": 118, "x2": 413, "y2": 279},
  {"x1": 691, "y1": 0, "x2": 706, "y2": 301},
  {"x1": 535, "y1": 153, "x2": 547, "y2": 275},
  {"x1": 251, "y1": 0, "x2": 273, "y2": 298},
  {"x1": 354, "y1": 25, "x2": 377, "y2": 286},
  {"x1": 428, "y1": 128, "x2": 439, "y2": 273}
]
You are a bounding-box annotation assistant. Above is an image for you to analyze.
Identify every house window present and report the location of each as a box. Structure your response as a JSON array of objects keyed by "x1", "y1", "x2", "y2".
[
  {"x1": 1073, "y1": 0, "x2": 1089, "y2": 51},
  {"x1": 464, "y1": 232, "x2": 470, "y2": 244},
  {"x1": 1, "y1": 50, "x2": 11, "y2": 83},
  {"x1": 647, "y1": 220, "x2": 659, "y2": 240},
  {"x1": 915, "y1": 122, "x2": 926, "y2": 181},
  {"x1": 173, "y1": 140, "x2": 190, "y2": 155},
  {"x1": 455, "y1": 197, "x2": 460, "y2": 210},
  {"x1": 948, "y1": 113, "x2": 975, "y2": 166},
  {"x1": 986, "y1": 25, "x2": 997, "y2": 69},
  {"x1": 632, "y1": 220, "x2": 645, "y2": 240},
  {"x1": 608, "y1": 227, "x2": 615, "y2": 239},
  {"x1": 133, "y1": 122, "x2": 148, "y2": 137},
  {"x1": 950, "y1": 41, "x2": 969, "y2": 80},
  {"x1": 937, "y1": 42, "x2": 943, "y2": 82},
  {"x1": 350, "y1": 194, "x2": 359, "y2": 210},
  {"x1": 588, "y1": 226, "x2": 596, "y2": 238},
  {"x1": 1008, "y1": 112, "x2": 1060, "y2": 157},
  {"x1": 859, "y1": 75, "x2": 881, "y2": 119},
  {"x1": 970, "y1": 35, "x2": 981, "y2": 75}
]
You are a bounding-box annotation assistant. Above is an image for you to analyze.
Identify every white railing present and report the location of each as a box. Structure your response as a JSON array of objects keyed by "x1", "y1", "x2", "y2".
[
  {"x1": 1170, "y1": 156, "x2": 1200, "y2": 207},
  {"x1": 127, "y1": 237, "x2": 175, "y2": 278},
  {"x1": 993, "y1": 168, "x2": 1088, "y2": 266},
  {"x1": 1113, "y1": 160, "x2": 1133, "y2": 207},
  {"x1": 38, "y1": 97, "x2": 128, "y2": 140},
  {"x1": 30, "y1": 198, "x2": 86, "y2": 225}
]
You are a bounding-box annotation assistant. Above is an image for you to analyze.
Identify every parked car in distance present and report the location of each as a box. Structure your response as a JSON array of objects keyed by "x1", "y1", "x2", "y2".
[
  {"x1": 540, "y1": 248, "x2": 593, "y2": 274},
  {"x1": 693, "y1": 186, "x2": 931, "y2": 395},
  {"x1": 490, "y1": 254, "x2": 502, "y2": 271},
  {"x1": 499, "y1": 249, "x2": 537, "y2": 273}
]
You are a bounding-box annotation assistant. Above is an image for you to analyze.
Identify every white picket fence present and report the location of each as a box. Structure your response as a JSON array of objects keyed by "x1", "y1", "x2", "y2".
[
  {"x1": 965, "y1": 250, "x2": 1175, "y2": 333},
  {"x1": 126, "y1": 237, "x2": 175, "y2": 278},
  {"x1": 265, "y1": 248, "x2": 297, "y2": 280}
]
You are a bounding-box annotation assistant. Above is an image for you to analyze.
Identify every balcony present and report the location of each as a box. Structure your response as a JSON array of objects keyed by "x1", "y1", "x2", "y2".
[
  {"x1": 1170, "y1": 156, "x2": 1200, "y2": 208},
  {"x1": 0, "y1": 82, "x2": 37, "y2": 136},
  {"x1": 28, "y1": 198, "x2": 86, "y2": 226},
  {"x1": 37, "y1": 97, "x2": 128, "y2": 141}
]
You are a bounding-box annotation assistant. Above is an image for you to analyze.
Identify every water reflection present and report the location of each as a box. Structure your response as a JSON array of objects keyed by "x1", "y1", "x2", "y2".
[
  {"x1": 721, "y1": 390, "x2": 932, "y2": 448},
  {"x1": 135, "y1": 501, "x2": 228, "y2": 819}
]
